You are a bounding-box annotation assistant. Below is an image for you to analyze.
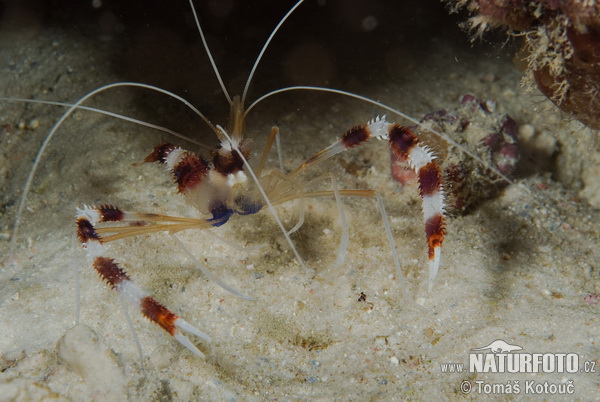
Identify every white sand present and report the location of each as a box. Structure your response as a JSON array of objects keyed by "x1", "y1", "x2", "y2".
[{"x1": 0, "y1": 1, "x2": 598, "y2": 400}]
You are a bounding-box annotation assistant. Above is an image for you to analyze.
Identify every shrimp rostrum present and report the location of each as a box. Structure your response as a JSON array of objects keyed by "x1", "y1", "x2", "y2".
[{"x1": 70, "y1": 0, "x2": 446, "y2": 357}]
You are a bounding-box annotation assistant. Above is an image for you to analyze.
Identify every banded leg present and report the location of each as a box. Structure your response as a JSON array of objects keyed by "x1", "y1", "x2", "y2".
[
  {"x1": 289, "y1": 116, "x2": 446, "y2": 290},
  {"x1": 388, "y1": 124, "x2": 445, "y2": 291},
  {"x1": 76, "y1": 205, "x2": 211, "y2": 358}
]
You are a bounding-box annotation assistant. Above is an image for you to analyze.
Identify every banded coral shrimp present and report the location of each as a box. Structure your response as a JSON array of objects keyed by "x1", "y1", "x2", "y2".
[{"x1": 0, "y1": 0, "x2": 599, "y2": 399}]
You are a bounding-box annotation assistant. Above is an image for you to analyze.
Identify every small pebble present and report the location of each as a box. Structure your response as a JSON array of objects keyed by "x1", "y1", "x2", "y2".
[
  {"x1": 519, "y1": 124, "x2": 535, "y2": 141},
  {"x1": 27, "y1": 119, "x2": 40, "y2": 130},
  {"x1": 57, "y1": 325, "x2": 126, "y2": 399},
  {"x1": 483, "y1": 99, "x2": 496, "y2": 113}
]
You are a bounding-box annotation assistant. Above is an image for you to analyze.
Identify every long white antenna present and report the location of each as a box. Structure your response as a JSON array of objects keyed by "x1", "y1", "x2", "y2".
[
  {"x1": 189, "y1": 0, "x2": 233, "y2": 105},
  {"x1": 8, "y1": 82, "x2": 220, "y2": 254},
  {"x1": 241, "y1": 0, "x2": 306, "y2": 106},
  {"x1": 245, "y1": 85, "x2": 517, "y2": 187},
  {"x1": 246, "y1": 85, "x2": 564, "y2": 229},
  {"x1": 0, "y1": 97, "x2": 211, "y2": 150}
]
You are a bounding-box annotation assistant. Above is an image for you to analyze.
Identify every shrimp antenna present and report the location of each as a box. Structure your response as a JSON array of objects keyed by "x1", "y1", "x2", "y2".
[
  {"x1": 248, "y1": 85, "x2": 564, "y2": 226},
  {"x1": 241, "y1": 0, "x2": 306, "y2": 106},
  {"x1": 246, "y1": 85, "x2": 517, "y2": 186},
  {"x1": 189, "y1": 0, "x2": 233, "y2": 106},
  {"x1": 0, "y1": 97, "x2": 211, "y2": 150},
  {"x1": 8, "y1": 82, "x2": 221, "y2": 255}
]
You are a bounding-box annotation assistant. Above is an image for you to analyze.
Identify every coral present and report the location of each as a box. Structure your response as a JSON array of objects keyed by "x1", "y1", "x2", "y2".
[
  {"x1": 448, "y1": 0, "x2": 600, "y2": 129},
  {"x1": 391, "y1": 95, "x2": 520, "y2": 214}
]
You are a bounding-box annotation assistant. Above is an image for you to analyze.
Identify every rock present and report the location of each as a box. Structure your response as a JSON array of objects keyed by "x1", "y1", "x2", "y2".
[{"x1": 56, "y1": 324, "x2": 127, "y2": 399}]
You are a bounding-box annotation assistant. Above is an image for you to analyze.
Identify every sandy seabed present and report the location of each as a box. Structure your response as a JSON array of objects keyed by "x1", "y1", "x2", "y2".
[{"x1": 0, "y1": 1, "x2": 598, "y2": 400}]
